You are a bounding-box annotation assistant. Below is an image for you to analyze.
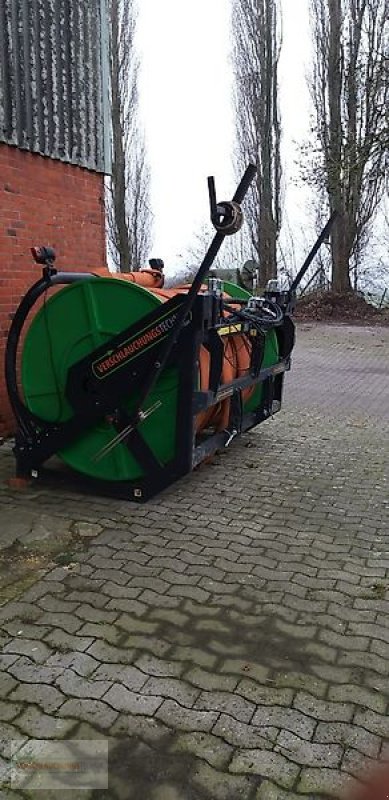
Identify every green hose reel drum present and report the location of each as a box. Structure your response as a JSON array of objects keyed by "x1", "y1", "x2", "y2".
[
  {"x1": 21, "y1": 278, "x2": 279, "y2": 482},
  {"x1": 21, "y1": 278, "x2": 178, "y2": 483}
]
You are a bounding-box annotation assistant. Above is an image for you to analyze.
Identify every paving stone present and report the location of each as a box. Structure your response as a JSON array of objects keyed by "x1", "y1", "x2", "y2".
[
  {"x1": 3, "y1": 638, "x2": 52, "y2": 664},
  {"x1": 213, "y1": 714, "x2": 278, "y2": 750},
  {"x1": 194, "y1": 619, "x2": 231, "y2": 635},
  {"x1": 237, "y1": 679, "x2": 294, "y2": 707},
  {"x1": 170, "y1": 731, "x2": 233, "y2": 769},
  {"x1": 353, "y1": 708, "x2": 389, "y2": 738},
  {"x1": 87, "y1": 641, "x2": 136, "y2": 664},
  {"x1": 338, "y1": 649, "x2": 389, "y2": 675},
  {"x1": 35, "y1": 611, "x2": 83, "y2": 634},
  {"x1": 314, "y1": 721, "x2": 381, "y2": 758},
  {"x1": 73, "y1": 721, "x2": 111, "y2": 740},
  {"x1": 194, "y1": 690, "x2": 255, "y2": 724},
  {"x1": 16, "y1": 706, "x2": 76, "y2": 738},
  {"x1": 77, "y1": 622, "x2": 122, "y2": 645},
  {"x1": 135, "y1": 654, "x2": 184, "y2": 678},
  {"x1": 185, "y1": 667, "x2": 238, "y2": 693},
  {"x1": 139, "y1": 590, "x2": 181, "y2": 608},
  {"x1": 370, "y1": 638, "x2": 389, "y2": 659},
  {"x1": 37, "y1": 594, "x2": 78, "y2": 613},
  {"x1": 304, "y1": 641, "x2": 337, "y2": 663},
  {"x1": 9, "y1": 683, "x2": 65, "y2": 714},
  {"x1": 209, "y1": 595, "x2": 252, "y2": 612},
  {"x1": 220, "y1": 659, "x2": 269, "y2": 683},
  {"x1": 0, "y1": 701, "x2": 21, "y2": 721},
  {"x1": 341, "y1": 747, "x2": 377, "y2": 780},
  {"x1": 252, "y1": 707, "x2": 316, "y2": 741},
  {"x1": 92, "y1": 663, "x2": 148, "y2": 691},
  {"x1": 115, "y1": 614, "x2": 158, "y2": 635},
  {"x1": 45, "y1": 567, "x2": 73, "y2": 580},
  {"x1": 0, "y1": 722, "x2": 26, "y2": 759},
  {"x1": 168, "y1": 585, "x2": 210, "y2": 603},
  {"x1": 276, "y1": 729, "x2": 343, "y2": 768},
  {"x1": 2, "y1": 621, "x2": 51, "y2": 641},
  {"x1": 0, "y1": 672, "x2": 18, "y2": 697},
  {"x1": 328, "y1": 683, "x2": 387, "y2": 714},
  {"x1": 255, "y1": 781, "x2": 304, "y2": 800},
  {"x1": 126, "y1": 576, "x2": 171, "y2": 594},
  {"x1": 156, "y1": 700, "x2": 219, "y2": 733},
  {"x1": 57, "y1": 698, "x2": 118, "y2": 729},
  {"x1": 364, "y1": 673, "x2": 389, "y2": 698},
  {"x1": 55, "y1": 669, "x2": 112, "y2": 699},
  {"x1": 45, "y1": 651, "x2": 99, "y2": 677},
  {"x1": 171, "y1": 646, "x2": 217, "y2": 670},
  {"x1": 7, "y1": 657, "x2": 64, "y2": 683},
  {"x1": 111, "y1": 713, "x2": 173, "y2": 744},
  {"x1": 293, "y1": 691, "x2": 354, "y2": 722},
  {"x1": 104, "y1": 598, "x2": 149, "y2": 619},
  {"x1": 149, "y1": 608, "x2": 190, "y2": 628},
  {"x1": 142, "y1": 677, "x2": 199, "y2": 707},
  {"x1": 320, "y1": 629, "x2": 370, "y2": 652},
  {"x1": 310, "y1": 664, "x2": 353, "y2": 684},
  {"x1": 73, "y1": 521, "x2": 103, "y2": 538},
  {"x1": 104, "y1": 683, "x2": 163, "y2": 716},
  {"x1": 208, "y1": 639, "x2": 245, "y2": 657},
  {"x1": 92, "y1": 569, "x2": 129, "y2": 585},
  {"x1": 122, "y1": 634, "x2": 171, "y2": 657},
  {"x1": 100, "y1": 582, "x2": 142, "y2": 599},
  {"x1": 74, "y1": 603, "x2": 118, "y2": 624},
  {"x1": 190, "y1": 761, "x2": 256, "y2": 800},
  {"x1": 44, "y1": 630, "x2": 94, "y2": 652},
  {"x1": 229, "y1": 748, "x2": 300, "y2": 789},
  {"x1": 296, "y1": 767, "x2": 359, "y2": 798},
  {"x1": 273, "y1": 670, "x2": 327, "y2": 698}
]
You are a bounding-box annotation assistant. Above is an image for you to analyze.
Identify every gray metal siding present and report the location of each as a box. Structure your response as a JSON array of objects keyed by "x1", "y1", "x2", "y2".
[{"x1": 0, "y1": 0, "x2": 109, "y2": 172}]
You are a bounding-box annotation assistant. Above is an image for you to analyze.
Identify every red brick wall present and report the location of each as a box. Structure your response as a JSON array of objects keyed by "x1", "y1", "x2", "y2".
[{"x1": 0, "y1": 143, "x2": 106, "y2": 436}]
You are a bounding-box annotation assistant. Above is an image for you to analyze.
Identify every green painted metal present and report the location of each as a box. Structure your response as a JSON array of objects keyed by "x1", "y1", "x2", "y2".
[
  {"x1": 221, "y1": 280, "x2": 251, "y2": 301},
  {"x1": 21, "y1": 278, "x2": 179, "y2": 482}
]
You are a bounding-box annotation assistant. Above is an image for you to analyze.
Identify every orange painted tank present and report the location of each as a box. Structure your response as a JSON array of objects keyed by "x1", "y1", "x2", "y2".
[
  {"x1": 92, "y1": 267, "x2": 164, "y2": 289},
  {"x1": 149, "y1": 285, "x2": 254, "y2": 433}
]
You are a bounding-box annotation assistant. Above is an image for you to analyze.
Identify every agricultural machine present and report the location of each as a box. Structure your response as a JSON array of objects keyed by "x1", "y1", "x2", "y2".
[{"x1": 5, "y1": 166, "x2": 335, "y2": 502}]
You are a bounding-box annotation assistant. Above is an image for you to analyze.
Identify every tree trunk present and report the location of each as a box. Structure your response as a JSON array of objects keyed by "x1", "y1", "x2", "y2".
[
  {"x1": 110, "y1": 0, "x2": 131, "y2": 272},
  {"x1": 308, "y1": 0, "x2": 388, "y2": 288},
  {"x1": 232, "y1": 0, "x2": 282, "y2": 278},
  {"x1": 331, "y1": 212, "x2": 352, "y2": 291}
]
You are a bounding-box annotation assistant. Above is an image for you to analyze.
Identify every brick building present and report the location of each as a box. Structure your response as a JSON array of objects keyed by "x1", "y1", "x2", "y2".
[{"x1": 0, "y1": 0, "x2": 110, "y2": 435}]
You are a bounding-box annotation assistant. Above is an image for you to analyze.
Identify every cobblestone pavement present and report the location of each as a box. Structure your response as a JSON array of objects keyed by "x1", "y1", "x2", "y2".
[{"x1": 0, "y1": 323, "x2": 388, "y2": 799}]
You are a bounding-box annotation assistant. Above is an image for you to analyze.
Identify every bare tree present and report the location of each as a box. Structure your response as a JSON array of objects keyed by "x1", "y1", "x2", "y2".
[
  {"x1": 107, "y1": 0, "x2": 152, "y2": 272},
  {"x1": 232, "y1": 0, "x2": 282, "y2": 286},
  {"x1": 182, "y1": 222, "x2": 246, "y2": 272},
  {"x1": 307, "y1": 0, "x2": 389, "y2": 291}
]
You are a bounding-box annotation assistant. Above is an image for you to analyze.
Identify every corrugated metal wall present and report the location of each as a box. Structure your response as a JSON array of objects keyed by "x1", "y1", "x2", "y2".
[{"x1": 0, "y1": 0, "x2": 110, "y2": 173}]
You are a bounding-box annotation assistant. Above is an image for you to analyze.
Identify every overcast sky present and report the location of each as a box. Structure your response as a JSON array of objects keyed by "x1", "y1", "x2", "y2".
[{"x1": 138, "y1": 0, "x2": 313, "y2": 269}]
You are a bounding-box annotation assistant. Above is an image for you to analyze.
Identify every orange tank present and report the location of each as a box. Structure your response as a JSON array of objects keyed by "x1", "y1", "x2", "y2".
[
  {"x1": 148, "y1": 284, "x2": 254, "y2": 434},
  {"x1": 93, "y1": 267, "x2": 164, "y2": 289}
]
